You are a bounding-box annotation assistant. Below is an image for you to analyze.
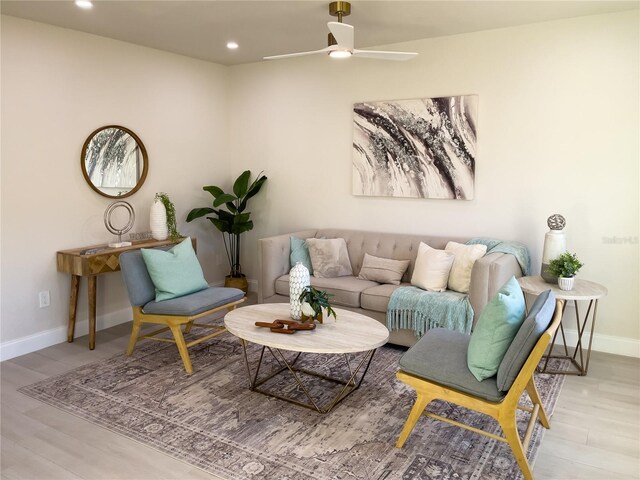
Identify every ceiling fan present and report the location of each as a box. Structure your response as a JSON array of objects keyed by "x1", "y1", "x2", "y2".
[{"x1": 263, "y1": 1, "x2": 418, "y2": 61}]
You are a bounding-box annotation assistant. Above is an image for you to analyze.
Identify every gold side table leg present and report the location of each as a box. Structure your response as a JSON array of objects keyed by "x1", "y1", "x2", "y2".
[
  {"x1": 539, "y1": 299, "x2": 599, "y2": 376},
  {"x1": 583, "y1": 300, "x2": 599, "y2": 375},
  {"x1": 539, "y1": 300, "x2": 567, "y2": 373}
]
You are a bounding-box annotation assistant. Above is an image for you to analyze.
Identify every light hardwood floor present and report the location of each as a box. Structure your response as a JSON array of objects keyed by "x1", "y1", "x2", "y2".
[{"x1": 2, "y1": 320, "x2": 639, "y2": 479}]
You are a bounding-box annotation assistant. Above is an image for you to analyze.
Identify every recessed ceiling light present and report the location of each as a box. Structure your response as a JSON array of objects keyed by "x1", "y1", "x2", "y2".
[
  {"x1": 226, "y1": 41, "x2": 239, "y2": 50},
  {"x1": 75, "y1": 0, "x2": 93, "y2": 9}
]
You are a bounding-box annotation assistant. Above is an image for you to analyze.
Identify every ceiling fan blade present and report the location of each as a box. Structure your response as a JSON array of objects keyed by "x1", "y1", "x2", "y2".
[
  {"x1": 328, "y1": 21, "x2": 354, "y2": 49},
  {"x1": 352, "y1": 49, "x2": 418, "y2": 61},
  {"x1": 264, "y1": 47, "x2": 330, "y2": 60}
]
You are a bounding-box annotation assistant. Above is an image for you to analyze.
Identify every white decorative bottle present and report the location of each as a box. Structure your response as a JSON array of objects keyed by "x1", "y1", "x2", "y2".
[
  {"x1": 150, "y1": 199, "x2": 168, "y2": 241},
  {"x1": 289, "y1": 262, "x2": 310, "y2": 320}
]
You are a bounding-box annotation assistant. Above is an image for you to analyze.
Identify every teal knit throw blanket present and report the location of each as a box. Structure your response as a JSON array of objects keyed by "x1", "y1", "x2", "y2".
[
  {"x1": 386, "y1": 286, "x2": 473, "y2": 338},
  {"x1": 466, "y1": 238, "x2": 531, "y2": 276}
]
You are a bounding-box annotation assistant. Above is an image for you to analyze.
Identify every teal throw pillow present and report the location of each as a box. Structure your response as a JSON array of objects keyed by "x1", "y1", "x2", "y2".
[
  {"x1": 497, "y1": 289, "x2": 556, "y2": 391},
  {"x1": 290, "y1": 236, "x2": 313, "y2": 274},
  {"x1": 467, "y1": 276, "x2": 526, "y2": 382},
  {"x1": 141, "y1": 237, "x2": 208, "y2": 302}
]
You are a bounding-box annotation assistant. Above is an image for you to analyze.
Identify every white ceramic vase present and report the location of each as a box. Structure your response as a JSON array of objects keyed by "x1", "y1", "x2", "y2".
[
  {"x1": 150, "y1": 200, "x2": 168, "y2": 241},
  {"x1": 541, "y1": 230, "x2": 567, "y2": 283},
  {"x1": 558, "y1": 276, "x2": 575, "y2": 291},
  {"x1": 289, "y1": 262, "x2": 310, "y2": 320}
]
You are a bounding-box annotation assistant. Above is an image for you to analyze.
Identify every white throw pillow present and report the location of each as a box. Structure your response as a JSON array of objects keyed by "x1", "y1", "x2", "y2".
[
  {"x1": 306, "y1": 238, "x2": 353, "y2": 278},
  {"x1": 410, "y1": 242, "x2": 455, "y2": 292},
  {"x1": 445, "y1": 242, "x2": 487, "y2": 293}
]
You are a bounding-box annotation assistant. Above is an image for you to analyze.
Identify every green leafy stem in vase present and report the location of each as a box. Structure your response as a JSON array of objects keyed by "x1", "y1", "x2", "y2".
[
  {"x1": 299, "y1": 286, "x2": 337, "y2": 320},
  {"x1": 155, "y1": 192, "x2": 181, "y2": 241}
]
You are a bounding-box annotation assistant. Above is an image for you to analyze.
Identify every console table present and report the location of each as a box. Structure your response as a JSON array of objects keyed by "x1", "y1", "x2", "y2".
[
  {"x1": 518, "y1": 275, "x2": 607, "y2": 376},
  {"x1": 57, "y1": 238, "x2": 193, "y2": 350}
]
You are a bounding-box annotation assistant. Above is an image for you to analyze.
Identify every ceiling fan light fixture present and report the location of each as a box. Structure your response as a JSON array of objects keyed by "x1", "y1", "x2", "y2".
[
  {"x1": 263, "y1": 1, "x2": 416, "y2": 62},
  {"x1": 329, "y1": 50, "x2": 351, "y2": 58},
  {"x1": 75, "y1": 0, "x2": 93, "y2": 9}
]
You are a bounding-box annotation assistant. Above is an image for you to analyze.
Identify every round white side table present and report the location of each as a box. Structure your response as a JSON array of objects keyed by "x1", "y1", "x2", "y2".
[{"x1": 518, "y1": 276, "x2": 607, "y2": 376}]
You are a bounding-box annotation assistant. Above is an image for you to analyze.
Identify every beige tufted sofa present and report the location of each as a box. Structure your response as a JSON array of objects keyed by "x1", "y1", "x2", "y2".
[{"x1": 258, "y1": 228, "x2": 522, "y2": 347}]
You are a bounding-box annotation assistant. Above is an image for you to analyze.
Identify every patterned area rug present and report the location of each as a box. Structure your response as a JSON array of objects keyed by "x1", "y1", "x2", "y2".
[{"x1": 19, "y1": 329, "x2": 566, "y2": 480}]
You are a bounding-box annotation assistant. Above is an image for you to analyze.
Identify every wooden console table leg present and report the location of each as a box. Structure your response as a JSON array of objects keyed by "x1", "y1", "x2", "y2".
[
  {"x1": 88, "y1": 275, "x2": 97, "y2": 350},
  {"x1": 67, "y1": 275, "x2": 80, "y2": 342}
]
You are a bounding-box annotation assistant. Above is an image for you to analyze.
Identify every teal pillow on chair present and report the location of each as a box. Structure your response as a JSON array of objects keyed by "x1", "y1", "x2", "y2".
[
  {"x1": 497, "y1": 289, "x2": 556, "y2": 391},
  {"x1": 467, "y1": 276, "x2": 526, "y2": 382},
  {"x1": 290, "y1": 236, "x2": 313, "y2": 274},
  {"x1": 141, "y1": 237, "x2": 208, "y2": 302}
]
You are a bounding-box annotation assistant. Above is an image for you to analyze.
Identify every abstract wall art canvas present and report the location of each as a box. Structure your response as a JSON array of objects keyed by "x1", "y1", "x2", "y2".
[{"x1": 352, "y1": 95, "x2": 477, "y2": 200}]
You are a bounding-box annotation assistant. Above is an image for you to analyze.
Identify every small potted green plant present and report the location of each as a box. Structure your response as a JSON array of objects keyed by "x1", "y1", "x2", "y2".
[
  {"x1": 299, "y1": 286, "x2": 337, "y2": 323},
  {"x1": 548, "y1": 251, "x2": 584, "y2": 291}
]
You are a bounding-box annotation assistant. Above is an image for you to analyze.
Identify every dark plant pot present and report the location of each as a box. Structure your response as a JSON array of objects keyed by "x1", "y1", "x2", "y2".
[
  {"x1": 225, "y1": 274, "x2": 248, "y2": 294},
  {"x1": 541, "y1": 263, "x2": 560, "y2": 284},
  {"x1": 301, "y1": 311, "x2": 323, "y2": 324}
]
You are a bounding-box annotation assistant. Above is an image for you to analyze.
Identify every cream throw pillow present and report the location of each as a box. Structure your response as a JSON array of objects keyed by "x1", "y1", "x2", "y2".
[
  {"x1": 445, "y1": 241, "x2": 487, "y2": 293},
  {"x1": 358, "y1": 253, "x2": 410, "y2": 285},
  {"x1": 306, "y1": 238, "x2": 353, "y2": 278},
  {"x1": 410, "y1": 242, "x2": 455, "y2": 292}
]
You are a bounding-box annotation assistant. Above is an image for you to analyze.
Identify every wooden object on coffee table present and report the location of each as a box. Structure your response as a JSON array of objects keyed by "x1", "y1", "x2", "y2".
[{"x1": 255, "y1": 319, "x2": 316, "y2": 334}]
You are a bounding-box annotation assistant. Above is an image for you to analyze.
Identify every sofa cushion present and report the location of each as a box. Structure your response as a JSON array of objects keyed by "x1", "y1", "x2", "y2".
[
  {"x1": 411, "y1": 242, "x2": 455, "y2": 292},
  {"x1": 361, "y1": 283, "x2": 407, "y2": 313},
  {"x1": 275, "y1": 274, "x2": 378, "y2": 308},
  {"x1": 399, "y1": 328, "x2": 506, "y2": 402},
  {"x1": 307, "y1": 238, "x2": 353, "y2": 278},
  {"x1": 358, "y1": 253, "x2": 410, "y2": 285}
]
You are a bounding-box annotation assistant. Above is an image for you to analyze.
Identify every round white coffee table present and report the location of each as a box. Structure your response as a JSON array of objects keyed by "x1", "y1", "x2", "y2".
[
  {"x1": 224, "y1": 303, "x2": 389, "y2": 413},
  {"x1": 518, "y1": 276, "x2": 607, "y2": 376}
]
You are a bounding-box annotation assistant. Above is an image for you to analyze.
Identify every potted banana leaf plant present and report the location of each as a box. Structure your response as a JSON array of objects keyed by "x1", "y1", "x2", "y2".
[{"x1": 186, "y1": 170, "x2": 267, "y2": 293}]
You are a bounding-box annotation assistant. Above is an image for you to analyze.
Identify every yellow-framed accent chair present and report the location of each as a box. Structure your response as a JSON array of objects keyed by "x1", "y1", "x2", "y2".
[
  {"x1": 396, "y1": 292, "x2": 563, "y2": 480},
  {"x1": 119, "y1": 249, "x2": 245, "y2": 374}
]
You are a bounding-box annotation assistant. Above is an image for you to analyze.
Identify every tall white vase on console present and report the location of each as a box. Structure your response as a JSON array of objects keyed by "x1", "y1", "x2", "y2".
[
  {"x1": 150, "y1": 199, "x2": 168, "y2": 241},
  {"x1": 289, "y1": 262, "x2": 310, "y2": 320}
]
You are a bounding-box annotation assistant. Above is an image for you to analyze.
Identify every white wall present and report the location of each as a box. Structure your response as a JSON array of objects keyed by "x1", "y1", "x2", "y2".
[
  {"x1": 228, "y1": 11, "x2": 639, "y2": 349},
  {"x1": 2, "y1": 10, "x2": 638, "y2": 360},
  {"x1": 1, "y1": 16, "x2": 231, "y2": 356}
]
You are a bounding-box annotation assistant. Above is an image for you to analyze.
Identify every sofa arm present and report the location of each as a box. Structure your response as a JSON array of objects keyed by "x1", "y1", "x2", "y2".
[
  {"x1": 468, "y1": 252, "x2": 523, "y2": 327},
  {"x1": 258, "y1": 229, "x2": 317, "y2": 303}
]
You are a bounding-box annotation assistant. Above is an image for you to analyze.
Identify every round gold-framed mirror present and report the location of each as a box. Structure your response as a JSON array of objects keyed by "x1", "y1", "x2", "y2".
[{"x1": 81, "y1": 125, "x2": 148, "y2": 199}]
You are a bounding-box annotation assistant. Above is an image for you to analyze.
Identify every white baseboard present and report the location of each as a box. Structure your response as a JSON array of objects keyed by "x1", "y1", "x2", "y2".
[
  {"x1": 554, "y1": 328, "x2": 640, "y2": 358},
  {"x1": 0, "y1": 307, "x2": 131, "y2": 362},
  {"x1": 4, "y1": 281, "x2": 637, "y2": 362},
  {"x1": 1, "y1": 278, "x2": 259, "y2": 363}
]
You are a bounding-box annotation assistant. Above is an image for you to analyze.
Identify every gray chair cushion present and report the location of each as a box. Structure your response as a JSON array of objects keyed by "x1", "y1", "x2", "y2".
[
  {"x1": 497, "y1": 290, "x2": 556, "y2": 391},
  {"x1": 399, "y1": 328, "x2": 506, "y2": 402},
  {"x1": 120, "y1": 250, "x2": 157, "y2": 307},
  {"x1": 142, "y1": 287, "x2": 245, "y2": 316}
]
